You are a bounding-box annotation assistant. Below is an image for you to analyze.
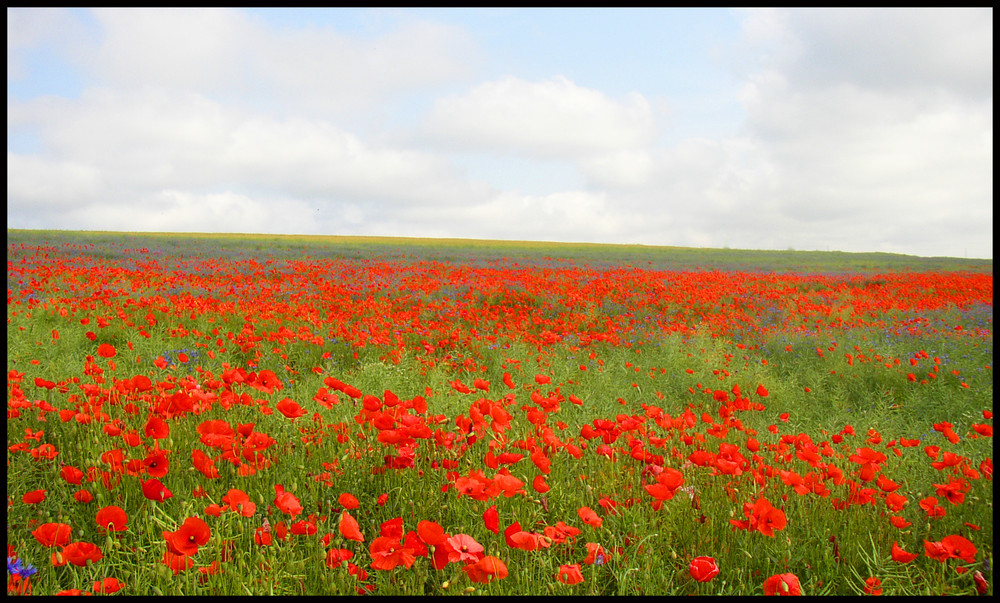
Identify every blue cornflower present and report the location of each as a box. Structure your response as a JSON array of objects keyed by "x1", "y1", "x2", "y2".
[{"x1": 7, "y1": 556, "x2": 38, "y2": 578}]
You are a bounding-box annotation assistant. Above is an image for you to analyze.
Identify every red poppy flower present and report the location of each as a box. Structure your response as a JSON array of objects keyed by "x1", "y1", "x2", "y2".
[
  {"x1": 339, "y1": 511, "x2": 364, "y2": 543},
  {"x1": 940, "y1": 534, "x2": 977, "y2": 563},
  {"x1": 273, "y1": 484, "x2": 303, "y2": 517},
  {"x1": 369, "y1": 536, "x2": 418, "y2": 571},
  {"x1": 96, "y1": 506, "x2": 128, "y2": 532},
  {"x1": 863, "y1": 577, "x2": 882, "y2": 595},
  {"x1": 60, "y1": 465, "x2": 85, "y2": 485},
  {"x1": 290, "y1": 519, "x2": 317, "y2": 536},
  {"x1": 583, "y1": 542, "x2": 608, "y2": 565},
  {"x1": 462, "y1": 556, "x2": 508, "y2": 584},
  {"x1": 578, "y1": 506, "x2": 603, "y2": 528},
  {"x1": 558, "y1": 563, "x2": 585, "y2": 585},
  {"x1": 191, "y1": 449, "x2": 220, "y2": 479},
  {"x1": 923, "y1": 539, "x2": 950, "y2": 562},
  {"x1": 338, "y1": 492, "x2": 360, "y2": 510},
  {"x1": 483, "y1": 505, "x2": 500, "y2": 534},
  {"x1": 93, "y1": 577, "x2": 124, "y2": 594},
  {"x1": 689, "y1": 556, "x2": 720, "y2": 582},
  {"x1": 161, "y1": 550, "x2": 194, "y2": 574},
  {"x1": 762, "y1": 572, "x2": 801, "y2": 596},
  {"x1": 74, "y1": 489, "x2": 95, "y2": 504},
  {"x1": 254, "y1": 525, "x2": 273, "y2": 546},
  {"x1": 22, "y1": 489, "x2": 46, "y2": 504},
  {"x1": 32, "y1": 522, "x2": 73, "y2": 547},
  {"x1": 731, "y1": 497, "x2": 787, "y2": 537},
  {"x1": 445, "y1": 533, "x2": 484, "y2": 564},
  {"x1": 276, "y1": 398, "x2": 306, "y2": 419},
  {"x1": 222, "y1": 489, "x2": 256, "y2": 517},
  {"x1": 543, "y1": 521, "x2": 581, "y2": 545},
  {"x1": 143, "y1": 450, "x2": 170, "y2": 478},
  {"x1": 890, "y1": 541, "x2": 918, "y2": 563},
  {"x1": 973, "y1": 571, "x2": 989, "y2": 595},
  {"x1": 97, "y1": 344, "x2": 117, "y2": 358},
  {"x1": 141, "y1": 478, "x2": 173, "y2": 502},
  {"x1": 644, "y1": 467, "x2": 685, "y2": 504},
  {"x1": 144, "y1": 415, "x2": 169, "y2": 439},
  {"x1": 417, "y1": 520, "x2": 448, "y2": 547},
  {"x1": 164, "y1": 516, "x2": 211, "y2": 557},
  {"x1": 756, "y1": 384, "x2": 769, "y2": 397},
  {"x1": 503, "y1": 372, "x2": 516, "y2": 389},
  {"x1": 325, "y1": 547, "x2": 354, "y2": 569},
  {"x1": 62, "y1": 541, "x2": 104, "y2": 567}
]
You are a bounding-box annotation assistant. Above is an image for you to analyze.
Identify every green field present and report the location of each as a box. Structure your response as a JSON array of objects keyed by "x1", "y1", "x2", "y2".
[{"x1": 6, "y1": 229, "x2": 993, "y2": 596}]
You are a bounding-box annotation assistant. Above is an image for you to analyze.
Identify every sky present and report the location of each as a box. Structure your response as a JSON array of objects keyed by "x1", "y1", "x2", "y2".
[{"x1": 7, "y1": 7, "x2": 993, "y2": 258}]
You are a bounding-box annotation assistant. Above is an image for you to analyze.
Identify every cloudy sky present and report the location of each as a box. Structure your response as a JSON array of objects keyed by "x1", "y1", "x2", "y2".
[{"x1": 7, "y1": 8, "x2": 993, "y2": 258}]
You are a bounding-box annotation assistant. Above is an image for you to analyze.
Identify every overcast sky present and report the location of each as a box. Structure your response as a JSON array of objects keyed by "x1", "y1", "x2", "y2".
[{"x1": 7, "y1": 8, "x2": 993, "y2": 258}]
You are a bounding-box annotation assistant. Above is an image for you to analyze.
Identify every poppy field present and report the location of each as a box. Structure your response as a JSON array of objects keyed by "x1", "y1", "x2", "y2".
[{"x1": 6, "y1": 231, "x2": 993, "y2": 596}]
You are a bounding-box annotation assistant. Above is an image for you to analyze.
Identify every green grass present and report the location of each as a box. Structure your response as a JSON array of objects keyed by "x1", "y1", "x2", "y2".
[
  {"x1": 7, "y1": 228, "x2": 993, "y2": 273},
  {"x1": 5, "y1": 230, "x2": 993, "y2": 596}
]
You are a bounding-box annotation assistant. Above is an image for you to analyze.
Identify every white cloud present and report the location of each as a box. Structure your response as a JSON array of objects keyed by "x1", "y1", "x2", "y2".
[
  {"x1": 9, "y1": 88, "x2": 490, "y2": 214},
  {"x1": 724, "y1": 8, "x2": 993, "y2": 257},
  {"x1": 7, "y1": 152, "x2": 104, "y2": 209},
  {"x1": 781, "y1": 8, "x2": 992, "y2": 98},
  {"x1": 418, "y1": 75, "x2": 657, "y2": 157},
  {"x1": 6, "y1": 8, "x2": 992, "y2": 258},
  {"x1": 7, "y1": 8, "x2": 91, "y2": 81},
  {"x1": 79, "y1": 9, "x2": 477, "y2": 119}
]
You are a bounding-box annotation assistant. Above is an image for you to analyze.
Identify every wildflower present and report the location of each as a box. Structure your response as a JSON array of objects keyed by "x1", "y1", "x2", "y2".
[
  {"x1": 161, "y1": 550, "x2": 194, "y2": 575},
  {"x1": 60, "y1": 466, "x2": 85, "y2": 485},
  {"x1": 7, "y1": 556, "x2": 38, "y2": 579},
  {"x1": 164, "y1": 517, "x2": 211, "y2": 557},
  {"x1": 973, "y1": 571, "x2": 988, "y2": 595},
  {"x1": 144, "y1": 415, "x2": 169, "y2": 439},
  {"x1": 61, "y1": 542, "x2": 103, "y2": 567},
  {"x1": 92, "y1": 577, "x2": 124, "y2": 594},
  {"x1": 578, "y1": 506, "x2": 603, "y2": 528},
  {"x1": 462, "y1": 556, "x2": 508, "y2": 584},
  {"x1": 483, "y1": 505, "x2": 500, "y2": 534},
  {"x1": 689, "y1": 556, "x2": 720, "y2": 582},
  {"x1": 32, "y1": 523, "x2": 72, "y2": 548},
  {"x1": 325, "y1": 548, "x2": 354, "y2": 569},
  {"x1": 338, "y1": 493, "x2": 360, "y2": 510},
  {"x1": 557, "y1": 563, "x2": 585, "y2": 585},
  {"x1": 543, "y1": 521, "x2": 581, "y2": 545},
  {"x1": 96, "y1": 506, "x2": 128, "y2": 533},
  {"x1": 141, "y1": 478, "x2": 173, "y2": 502},
  {"x1": 890, "y1": 541, "x2": 919, "y2": 563},
  {"x1": 940, "y1": 535, "x2": 977, "y2": 563},
  {"x1": 143, "y1": 450, "x2": 170, "y2": 478},
  {"x1": 276, "y1": 398, "x2": 307, "y2": 419},
  {"x1": 445, "y1": 534, "x2": 484, "y2": 564},
  {"x1": 339, "y1": 512, "x2": 364, "y2": 543},
  {"x1": 731, "y1": 497, "x2": 787, "y2": 537},
  {"x1": 582, "y1": 542, "x2": 608, "y2": 566},
  {"x1": 22, "y1": 490, "x2": 45, "y2": 504},
  {"x1": 369, "y1": 536, "x2": 418, "y2": 571},
  {"x1": 863, "y1": 577, "x2": 882, "y2": 595},
  {"x1": 273, "y1": 484, "x2": 303, "y2": 517},
  {"x1": 763, "y1": 572, "x2": 802, "y2": 596}
]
